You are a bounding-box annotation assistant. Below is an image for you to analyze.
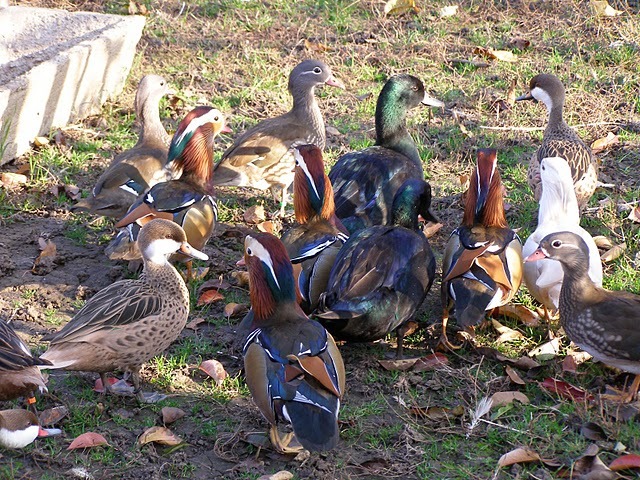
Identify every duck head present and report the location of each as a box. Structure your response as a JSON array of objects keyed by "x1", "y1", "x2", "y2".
[
  {"x1": 289, "y1": 59, "x2": 345, "y2": 95},
  {"x1": 244, "y1": 233, "x2": 299, "y2": 320},
  {"x1": 166, "y1": 106, "x2": 231, "y2": 182},
  {"x1": 525, "y1": 231, "x2": 589, "y2": 270},
  {"x1": 0, "y1": 409, "x2": 61, "y2": 449},
  {"x1": 138, "y1": 218, "x2": 208, "y2": 265},
  {"x1": 463, "y1": 148, "x2": 507, "y2": 228},
  {"x1": 134, "y1": 74, "x2": 171, "y2": 119},
  {"x1": 516, "y1": 74, "x2": 565, "y2": 114},
  {"x1": 292, "y1": 144, "x2": 335, "y2": 223},
  {"x1": 391, "y1": 178, "x2": 438, "y2": 230}
]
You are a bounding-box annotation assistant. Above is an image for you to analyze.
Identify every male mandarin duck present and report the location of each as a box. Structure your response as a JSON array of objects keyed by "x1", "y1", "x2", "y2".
[
  {"x1": 315, "y1": 178, "x2": 437, "y2": 358},
  {"x1": 0, "y1": 409, "x2": 60, "y2": 449},
  {"x1": 40, "y1": 219, "x2": 208, "y2": 403},
  {"x1": 106, "y1": 106, "x2": 230, "y2": 269},
  {"x1": 73, "y1": 75, "x2": 172, "y2": 218},
  {"x1": 241, "y1": 232, "x2": 345, "y2": 453},
  {"x1": 516, "y1": 74, "x2": 598, "y2": 209},
  {"x1": 527, "y1": 231, "x2": 640, "y2": 402},
  {"x1": 329, "y1": 74, "x2": 444, "y2": 233},
  {"x1": 213, "y1": 59, "x2": 345, "y2": 216},
  {"x1": 0, "y1": 319, "x2": 50, "y2": 405},
  {"x1": 522, "y1": 157, "x2": 602, "y2": 316},
  {"x1": 441, "y1": 149, "x2": 523, "y2": 349},
  {"x1": 280, "y1": 144, "x2": 349, "y2": 313}
]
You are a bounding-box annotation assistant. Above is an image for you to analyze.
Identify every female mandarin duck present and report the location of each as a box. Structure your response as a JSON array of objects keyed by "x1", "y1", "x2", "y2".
[
  {"x1": 280, "y1": 144, "x2": 349, "y2": 313},
  {"x1": 315, "y1": 178, "x2": 437, "y2": 358},
  {"x1": 41, "y1": 219, "x2": 208, "y2": 403},
  {"x1": 516, "y1": 74, "x2": 598, "y2": 209},
  {"x1": 441, "y1": 149, "x2": 523, "y2": 349},
  {"x1": 106, "y1": 106, "x2": 230, "y2": 271},
  {"x1": 73, "y1": 75, "x2": 172, "y2": 218},
  {"x1": 329, "y1": 74, "x2": 443, "y2": 233},
  {"x1": 241, "y1": 232, "x2": 345, "y2": 453},
  {"x1": 527, "y1": 231, "x2": 640, "y2": 402},
  {"x1": 213, "y1": 59, "x2": 345, "y2": 216},
  {"x1": 522, "y1": 157, "x2": 602, "y2": 316}
]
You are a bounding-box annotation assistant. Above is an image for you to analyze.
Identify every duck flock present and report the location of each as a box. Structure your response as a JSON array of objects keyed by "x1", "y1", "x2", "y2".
[{"x1": 1, "y1": 59, "x2": 639, "y2": 455}]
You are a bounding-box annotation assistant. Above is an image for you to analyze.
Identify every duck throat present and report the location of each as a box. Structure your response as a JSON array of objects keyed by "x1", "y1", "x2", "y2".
[
  {"x1": 376, "y1": 106, "x2": 419, "y2": 166},
  {"x1": 292, "y1": 87, "x2": 326, "y2": 149}
]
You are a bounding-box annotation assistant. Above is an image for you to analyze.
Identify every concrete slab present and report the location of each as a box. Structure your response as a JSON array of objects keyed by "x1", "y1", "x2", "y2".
[{"x1": 0, "y1": 6, "x2": 146, "y2": 164}]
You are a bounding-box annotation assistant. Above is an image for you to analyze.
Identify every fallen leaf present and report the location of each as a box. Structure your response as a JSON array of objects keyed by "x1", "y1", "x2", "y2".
[
  {"x1": 496, "y1": 304, "x2": 541, "y2": 327},
  {"x1": 439, "y1": 5, "x2": 458, "y2": 17},
  {"x1": 505, "y1": 365, "x2": 526, "y2": 385},
  {"x1": 528, "y1": 338, "x2": 560, "y2": 361},
  {"x1": 161, "y1": 407, "x2": 186, "y2": 425},
  {"x1": 242, "y1": 432, "x2": 271, "y2": 449},
  {"x1": 32, "y1": 239, "x2": 57, "y2": 272},
  {"x1": 590, "y1": 0, "x2": 624, "y2": 16},
  {"x1": 199, "y1": 359, "x2": 228, "y2": 385},
  {"x1": 257, "y1": 221, "x2": 274, "y2": 233},
  {"x1": 492, "y1": 319, "x2": 524, "y2": 343},
  {"x1": 572, "y1": 444, "x2": 616, "y2": 479},
  {"x1": 224, "y1": 302, "x2": 248, "y2": 318},
  {"x1": 197, "y1": 289, "x2": 224, "y2": 306},
  {"x1": 581, "y1": 421, "x2": 608, "y2": 441},
  {"x1": 562, "y1": 354, "x2": 578, "y2": 374},
  {"x1": 627, "y1": 207, "x2": 640, "y2": 223},
  {"x1": 64, "y1": 184, "x2": 81, "y2": 200},
  {"x1": 138, "y1": 426, "x2": 182, "y2": 446},
  {"x1": 33, "y1": 136, "x2": 49, "y2": 147},
  {"x1": 609, "y1": 453, "x2": 640, "y2": 471},
  {"x1": 0, "y1": 172, "x2": 28, "y2": 188},
  {"x1": 498, "y1": 447, "x2": 542, "y2": 467},
  {"x1": 67, "y1": 432, "x2": 110, "y2": 449},
  {"x1": 601, "y1": 243, "x2": 626, "y2": 263},
  {"x1": 243, "y1": 205, "x2": 265, "y2": 224},
  {"x1": 378, "y1": 358, "x2": 418, "y2": 371},
  {"x1": 475, "y1": 346, "x2": 541, "y2": 370},
  {"x1": 474, "y1": 46, "x2": 517, "y2": 62},
  {"x1": 593, "y1": 235, "x2": 613, "y2": 248},
  {"x1": 508, "y1": 37, "x2": 531, "y2": 50},
  {"x1": 257, "y1": 471, "x2": 294, "y2": 480},
  {"x1": 540, "y1": 377, "x2": 593, "y2": 402},
  {"x1": 93, "y1": 377, "x2": 134, "y2": 394},
  {"x1": 591, "y1": 132, "x2": 619, "y2": 154},
  {"x1": 421, "y1": 222, "x2": 443, "y2": 239},
  {"x1": 413, "y1": 353, "x2": 449, "y2": 372},
  {"x1": 490, "y1": 391, "x2": 530, "y2": 408},
  {"x1": 383, "y1": 0, "x2": 419, "y2": 15},
  {"x1": 231, "y1": 271, "x2": 250, "y2": 287},
  {"x1": 185, "y1": 317, "x2": 205, "y2": 330},
  {"x1": 39, "y1": 406, "x2": 69, "y2": 426},
  {"x1": 410, "y1": 406, "x2": 456, "y2": 421},
  {"x1": 506, "y1": 78, "x2": 517, "y2": 106},
  {"x1": 304, "y1": 39, "x2": 330, "y2": 52}
]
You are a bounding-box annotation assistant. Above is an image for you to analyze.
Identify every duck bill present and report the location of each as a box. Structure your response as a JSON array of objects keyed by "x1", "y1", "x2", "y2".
[
  {"x1": 38, "y1": 427, "x2": 62, "y2": 438},
  {"x1": 179, "y1": 243, "x2": 209, "y2": 261},
  {"x1": 474, "y1": 148, "x2": 497, "y2": 216},
  {"x1": 422, "y1": 92, "x2": 445, "y2": 108},
  {"x1": 236, "y1": 256, "x2": 246, "y2": 267},
  {"x1": 525, "y1": 248, "x2": 548, "y2": 262},
  {"x1": 515, "y1": 92, "x2": 534, "y2": 102},
  {"x1": 325, "y1": 75, "x2": 346, "y2": 90},
  {"x1": 220, "y1": 123, "x2": 233, "y2": 134}
]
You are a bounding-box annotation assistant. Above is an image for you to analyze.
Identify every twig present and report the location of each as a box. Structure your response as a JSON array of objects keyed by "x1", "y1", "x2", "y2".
[{"x1": 478, "y1": 120, "x2": 625, "y2": 132}]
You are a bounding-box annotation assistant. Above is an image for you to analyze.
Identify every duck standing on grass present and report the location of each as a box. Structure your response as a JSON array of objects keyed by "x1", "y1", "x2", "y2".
[
  {"x1": 280, "y1": 144, "x2": 349, "y2": 313},
  {"x1": 241, "y1": 232, "x2": 345, "y2": 453},
  {"x1": 315, "y1": 178, "x2": 437, "y2": 358},
  {"x1": 40, "y1": 219, "x2": 208, "y2": 403},
  {"x1": 329, "y1": 74, "x2": 444, "y2": 233},
  {"x1": 213, "y1": 59, "x2": 345, "y2": 216},
  {"x1": 440, "y1": 149, "x2": 523, "y2": 349},
  {"x1": 527, "y1": 231, "x2": 640, "y2": 403},
  {"x1": 107, "y1": 106, "x2": 229, "y2": 278}
]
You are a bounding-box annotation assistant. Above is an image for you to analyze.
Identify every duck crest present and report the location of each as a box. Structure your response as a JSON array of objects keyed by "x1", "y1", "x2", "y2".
[
  {"x1": 293, "y1": 145, "x2": 335, "y2": 223},
  {"x1": 246, "y1": 233, "x2": 298, "y2": 321},
  {"x1": 463, "y1": 149, "x2": 507, "y2": 228}
]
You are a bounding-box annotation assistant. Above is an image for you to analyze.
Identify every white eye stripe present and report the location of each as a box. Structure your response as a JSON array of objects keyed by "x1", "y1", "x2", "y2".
[
  {"x1": 246, "y1": 237, "x2": 280, "y2": 290},
  {"x1": 174, "y1": 109, "x2": 223, "y2": 146},
  {"x1": 293, "y1": 149, "x2": 320, "y2": 200}
]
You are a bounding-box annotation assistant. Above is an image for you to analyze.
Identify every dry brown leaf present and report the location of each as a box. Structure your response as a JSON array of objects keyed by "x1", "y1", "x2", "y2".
[
  {"x1": 33, "y1": 239, "x2": 57, "y2": 272},
  {"x1": 491, "y1": 319, "x2": 524, "y2": 343},
  {"x1": 378, "y1": 358, "x2": 418, "y2": 371},
  {"x1": 161, "y1": 407, "x2": 186, "y2": 425},
  {"x1": 601, "y1": 243, "x2": 626, "y2": 263},
  {"x1": 609, "y1": 453, "x2": 640, "y2": 471},
  {"x1": 223, "y1": 302, "x2": 248, "y2": 318},
  {"x1": 383, "y1": 0, "x2": 419, "y2": 15},
  {"x1": 197, "y1": 289, "x2": 224, "y2": 306},
  {"x1": 573, "y1": 444, "x2": 616, "y2": 479},
  {"x1": 474, "y1": 46, "x2": 517, "y2": 62},
  {"x1": 508, "y1": 37, "x2": 531, "y2": 50},
  {"x1": 591, "y1": 132, "x2": 619, "y2": 154},
  {"x1": 243, "y1": 205, "x2": 266, "y2": 224},
  {"x1": 413, "y1": 353, "x2": 449, "y2": 372},
  {"x1": 257, "y1": 221, "x2": 274, "y2": 233},
  {"x1": 627, "y1": 207, "x2": 640, "y2": 223},
  {"x1": 138, "y1": 426, "x2": 182, "y2": 446},
  {"x1": 33, "y1": 136, "x2": 49, "y2": 147},
  {"x1": 304, "y1": 39, "x2": 330, "y2": 52},
  {"x1": 422, "y1": 222, "x2": 443, "y2": 238},
  {"x1": 505, "y1": 365, "x2": 526, "y2": 385},
  {"x1": 490, "y1": 391, "x2": 529, "y2": 408},
  {"x1": 590, "y1": 0, "x2": 624, "y2": 16},
  {"x1": 257, "y1": 471, "x2": 294, "y2": 480},
  {"x1": 39, "y1": 406, "x2": 69, "y2": 426},
  {"x1": 474, "y1": 346, "x2": 541, "y2": 370},
  {"x1": 528, "y1": 338, "x2": 560, "y2": 361},
  {"x1": 232, "y1": 270, "x2": 250, "y2": 287},
  {"x1": 199, "y1": 359, "x2": 228, "y2": 385},
  {"x1": 593, "y1": 235, "x2": 613, "y2": 248},
  {"x1": 67, "y1": 432, "x2": 110, "y2": 450},
  {"x1": 562, "y1": 354, "x2": 578, "y2": 374},
  {"x1": 410, "y1": 406, "x2": 456, "y2": 421},
  {"x1": 498, "y1": 446, "x2": 542, "y2": 467},
  {"x1": 64, "y1": 184, "x2": 81, "y2": 200},
  {"x1": 0, "y1": 172, "x2": 28, "y2": 188},
  {"x1": 185, "y1": 317, "x2": 205, "y2": 330},
  {"x1": 496, "y1": 304, "x2": 541, "y2": 327},
  {"x1": 506, "y1": 78, "x2": 517, "y2": 106},
  {"x1": 581, "y1": 421, "x2": 607, "y2": 441}
]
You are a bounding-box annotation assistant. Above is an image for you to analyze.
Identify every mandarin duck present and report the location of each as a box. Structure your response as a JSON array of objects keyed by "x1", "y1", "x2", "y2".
[
  {"x1": 106, "y1": 106, "x2": 229, "y2": 273},
  {"x1": 213, "y1": 59, "x2": 345, "y2": 216},
  {"x1": 0, "y1": 409, "x2": 61, "y2": 449},
  {"x1": 73, "y1": 75, "x2": 172, "y2": 218},
  {"x1": 241, "y1": 232, "x2": 345, "y2": 453},
  {"x1": 329, "y1": 74, "x2": 443, "y2": 233},
  {"x1": 516, "y1": 74, "x2": 598, "y2": 209},
  {"x1": 527, "y1": 231, "x2": 640, "y2": 402},
  {"x1": 280, "y1": 145, "x2": 349, "y2": 313},
  {"x1": 441, "y1": 149, "x2": 523, "y2": 349},
  {"x1": 0, "y1": 319, "x2": 50, "y2": 409},
  {"x1": 40, "y1": 219, "x2": 208, "y2": 403},
  {"x1": 315, "y1": 178, "x2": 437, "y2": 358},
  {"x1": 522, "y1": 157, "x2": 602, "y2": 316}
]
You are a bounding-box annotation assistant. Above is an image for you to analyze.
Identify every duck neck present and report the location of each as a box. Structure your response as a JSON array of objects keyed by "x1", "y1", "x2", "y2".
[
  {"x1": 139, "y1": 99, "x2": 168, "y2": 148},
  {"x1": 391, "y1": 191, "x2": 420, "y2": 230},
  {"x1": 538, "y1": 181, "x2": 579, "y2": 226},
  {"x1": 375, "y1": 103, "x2": 420, "y2": 166},
  {"x1": 292, "y1": 85, "x2": 326, "y2": 149},
  {"x1": 142, "y1": 258, "x2": 189, "y2": 300},
  {"x1": 545, "y1": 101, "x2": 566, "y2": 134},
  {"x1": 558, "y1": 256, "x2": 596, "y2": 323}
]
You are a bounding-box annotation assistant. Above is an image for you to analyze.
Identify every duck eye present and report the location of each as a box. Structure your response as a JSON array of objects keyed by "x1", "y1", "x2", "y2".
[
  {"x1": 246, "y1": 247, "x2": 252, "y2": 255},
  {"x1": 313, "y1": 67, "x2": 322, "y2": 74},
  {"x1": 551, "y1": 240, "x2": 562, "y2": 248},
  {"x1": 214, "y1": 116, "x2": 219, "y2": 122}
]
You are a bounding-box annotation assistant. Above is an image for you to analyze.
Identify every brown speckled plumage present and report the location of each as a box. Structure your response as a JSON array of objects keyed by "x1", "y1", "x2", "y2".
[{"x1": 518, "y1": 74, "x2": 597, "y2": 210}]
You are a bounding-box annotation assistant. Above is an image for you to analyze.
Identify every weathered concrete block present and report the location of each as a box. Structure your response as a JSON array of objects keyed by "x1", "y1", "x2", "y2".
[{"x1": 0, "y1": 6, "x2": 146, "y2": 164}]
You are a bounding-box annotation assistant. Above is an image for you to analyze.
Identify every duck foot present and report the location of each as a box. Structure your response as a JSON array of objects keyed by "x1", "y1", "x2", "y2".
[
  {"x1": 438, "y1": 311, "x2": 465, "y2": 351},
  {"x1": 269, "y1": 426, "x2": 304, "y2": 454},
  {"x1": 136, "y1": 391, "x2": 168, "y2": 404}
]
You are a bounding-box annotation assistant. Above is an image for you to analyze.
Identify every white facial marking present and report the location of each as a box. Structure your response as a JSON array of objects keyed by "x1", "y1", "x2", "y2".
[
  {"x1": 294, "y1": 149, "x2": 320, "y2": 200},
  {"x1": 174, "y1": 109, "x2": 223, "y2": 146},
  {"x1": 531, "y1": 86, "x2": 553, "y2": 114},
  {"x1": 246, "y1": 236, "x2": 280, "y2": 290},
  {"x1": 144, "y1": 238, "x2": 182, "y2": 264}
]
